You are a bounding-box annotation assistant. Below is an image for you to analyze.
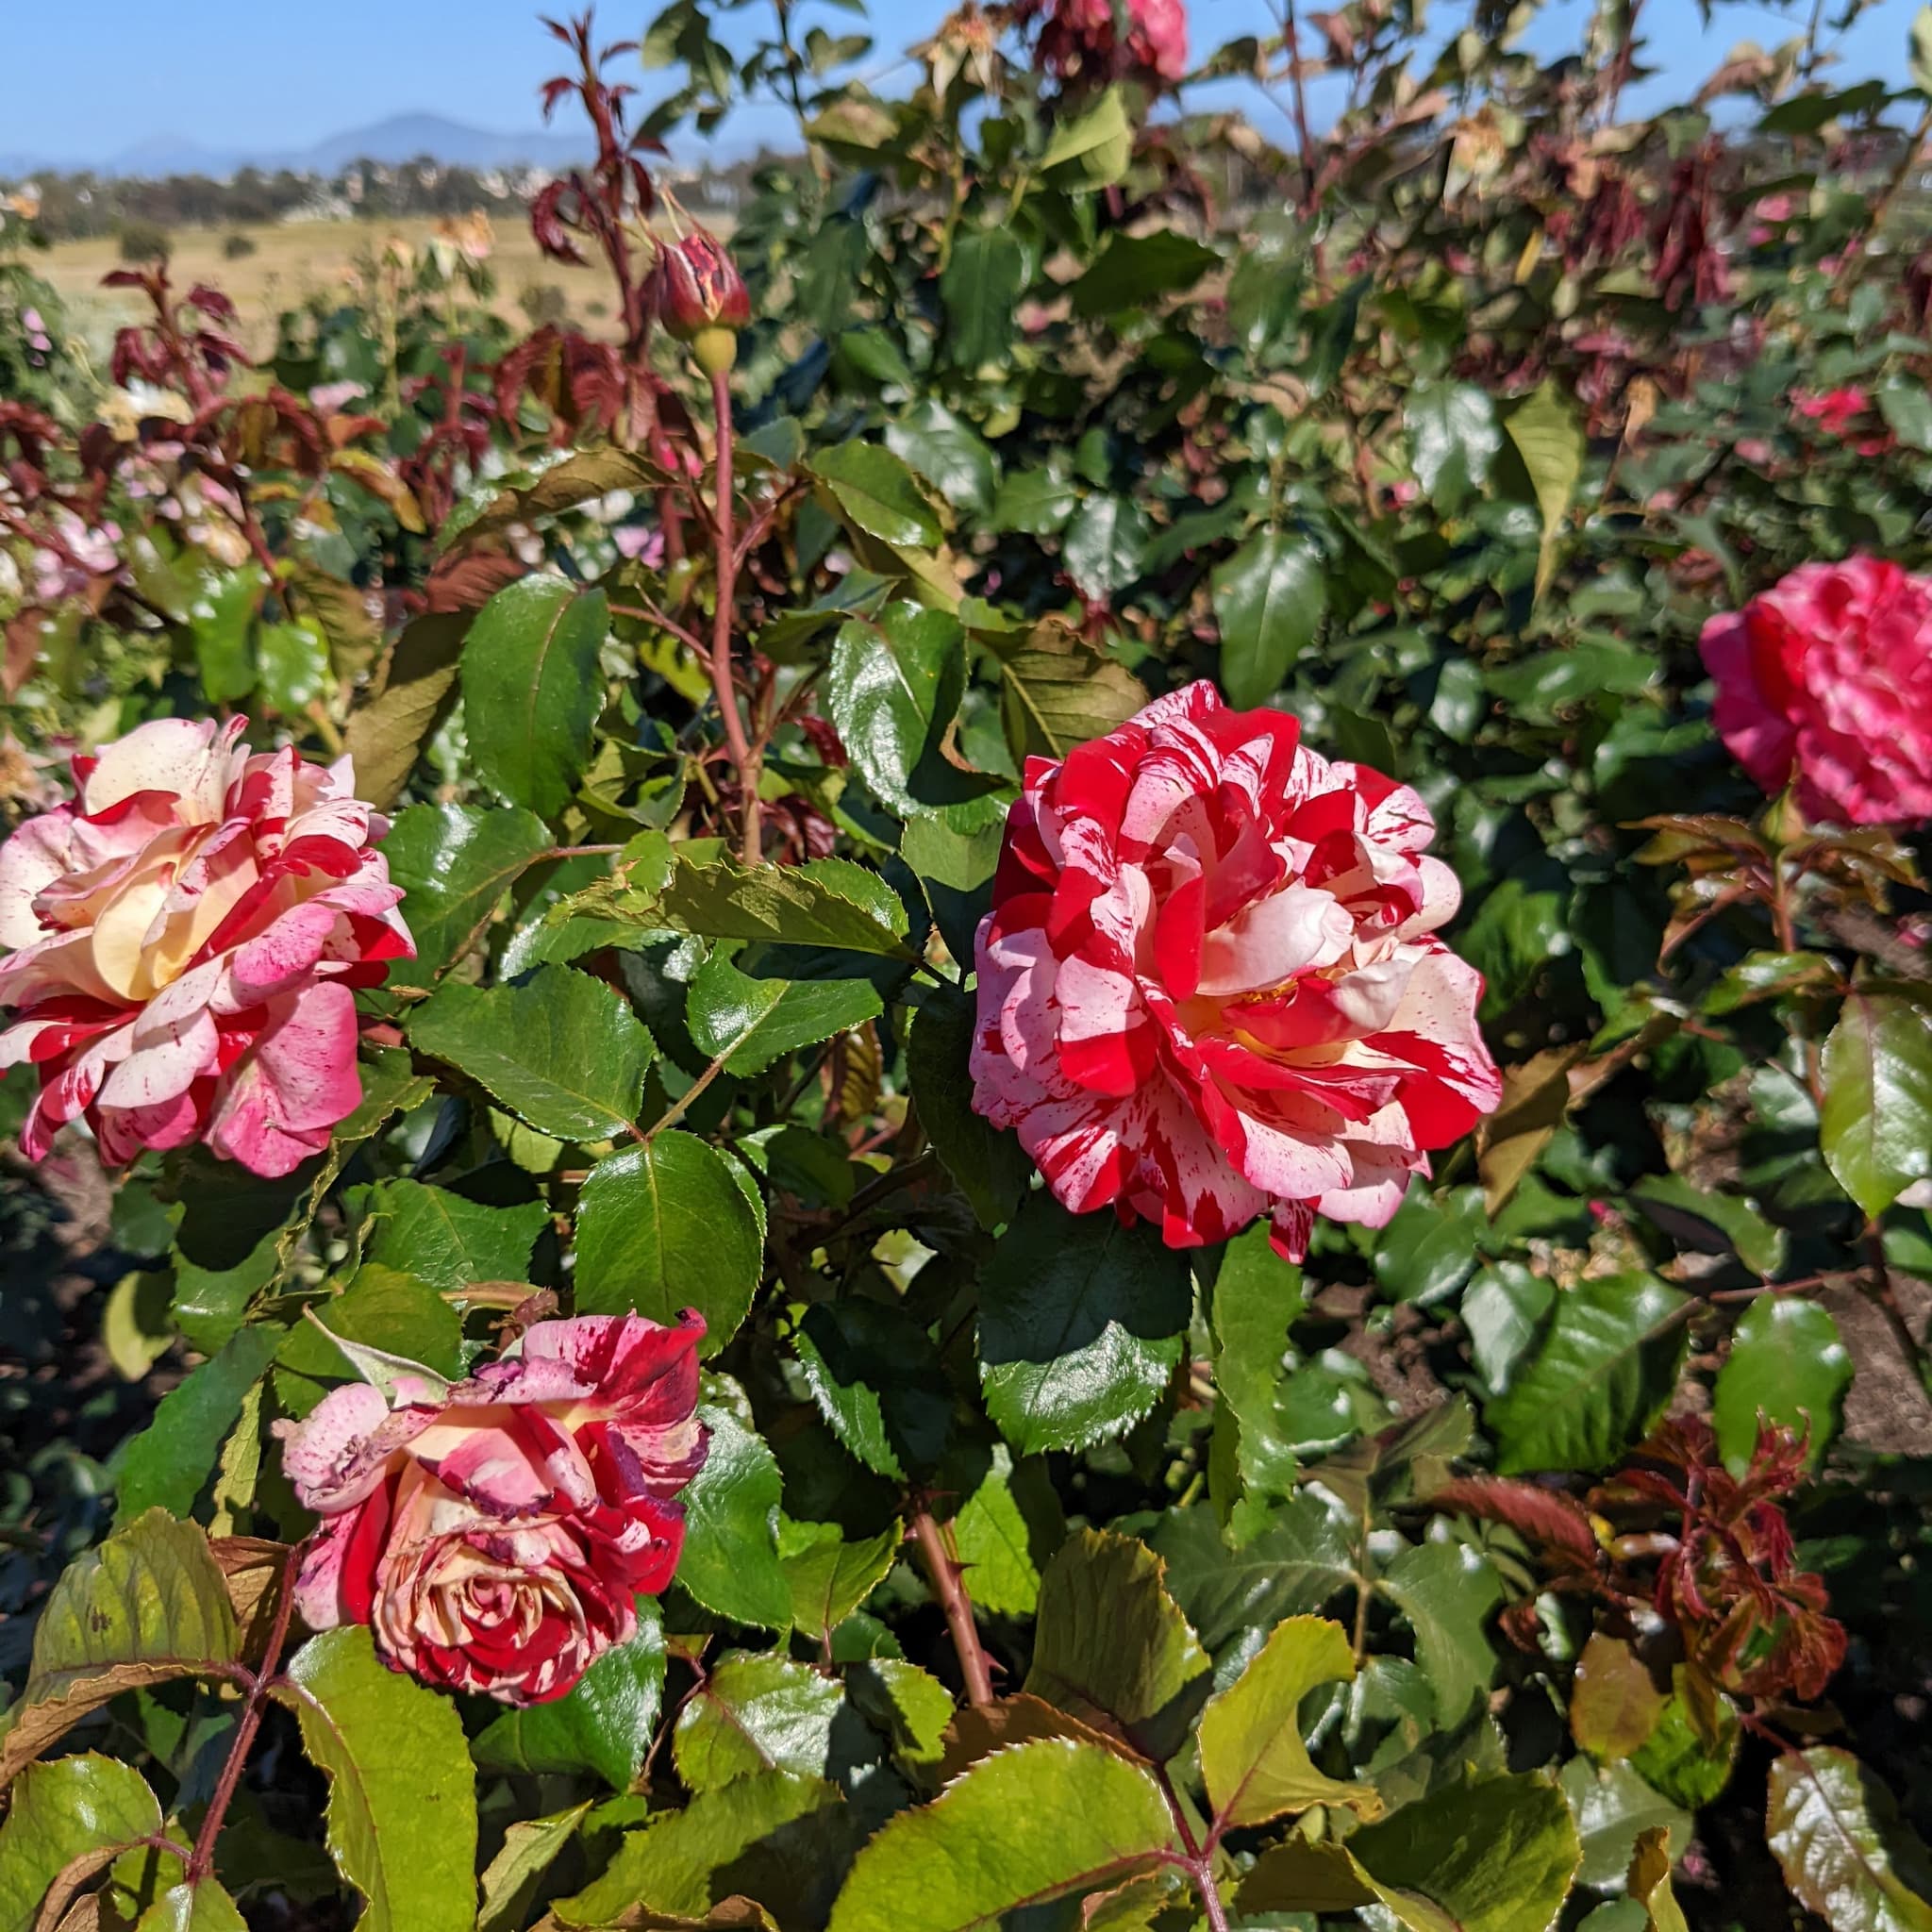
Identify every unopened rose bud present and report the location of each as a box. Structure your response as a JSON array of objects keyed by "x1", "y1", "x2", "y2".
[{"x1": 649, "y1": 228, "x2": 751, "y2": 375}]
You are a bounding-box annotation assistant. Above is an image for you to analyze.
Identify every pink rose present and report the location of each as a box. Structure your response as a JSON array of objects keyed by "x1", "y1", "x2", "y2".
[
  {"x1": 0, "y1": 717, "x2": 413, "y2": 1174},
  {"x1": 1791, "y1": 388, "x2": 1890, "y2": 457},
  {"x1": 1700, "y1": 557, "x2": 1932, "y2": 825},
  {"x1": 970, "y1": 681, "x2": 1501, "y2": 1259},
  {"x1": 278, "y1": 1312, "x2": 708, "y2": 1705},
  {"x1": 1015, "y1": 0, "x2": 1188, "y2": 86}
]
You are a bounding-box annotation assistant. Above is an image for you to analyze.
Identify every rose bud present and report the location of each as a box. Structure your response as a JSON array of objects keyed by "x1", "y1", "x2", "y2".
[
  {"x1": 970, "y1": 680, "x2": 1501, "y2": 1262},
  {"x1": 648, "y1": 228, "x2": 752, "y2": 376},
  {"x1": 0, "y1": 718, "x2": 413, "y2": 1176},
  {"x1": 276, "y1": 1310, "x2": 709, "y2": 1706}
]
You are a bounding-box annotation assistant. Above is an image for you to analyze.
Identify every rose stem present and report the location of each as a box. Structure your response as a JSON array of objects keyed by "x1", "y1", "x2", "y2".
[
  {"x1": 908, "y1": 1500, "x2": 994, "y2": 1708},
  {"x1": 708, "y1": 364, "x2": 761, "y2": 865}
]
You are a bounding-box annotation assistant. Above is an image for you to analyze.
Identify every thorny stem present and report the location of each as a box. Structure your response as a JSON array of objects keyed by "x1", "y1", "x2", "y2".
[
  {"x1": 1154, "y1": 1766, "x2": 1231, "y2": 1932},
  {"x1": 708, "y1": 366, "x2": 761, "y2": 863},
  {"x1": 189, "y1": 1543, "x2": 303, "y2": 1883},
  {"x1": 908, "y1": 1499, "x2": 993, "y2": 1707}
]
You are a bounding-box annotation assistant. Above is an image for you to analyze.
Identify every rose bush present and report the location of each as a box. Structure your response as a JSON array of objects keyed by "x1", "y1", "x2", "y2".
[
  {"x1": 280, "y1": 1311, "x2": 708, "y2": 1704},
  {"x1": 971, "y1": 681, "x2": 1498, "y2": 1257},
  {"x1": 1701, "y1": 557, "x2": 1932, "y2": 825},
  {"x1": 0, "y1": 717, "x2": 410, "y2": 1174}
]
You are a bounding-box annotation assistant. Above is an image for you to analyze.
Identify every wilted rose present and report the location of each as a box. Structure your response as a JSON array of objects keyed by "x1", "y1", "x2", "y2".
[
  {"x1": 0, "y1": 718, "x2": 412, "y2": 1174},
  {"x1": 970, "y1": 681, "x2": 1501, "y2": 1259},
  {"x1": 1700, "y1": 556, "x2": 1932, "y2": 825},
  {"x1": 278, "y1": 1311, "x2": 708, "y2": 1705}
]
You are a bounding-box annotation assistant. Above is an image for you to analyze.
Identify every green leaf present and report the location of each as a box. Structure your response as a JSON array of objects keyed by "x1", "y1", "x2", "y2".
[
  {"x1": 1198, "y1": 1615, "x2": 1380, "y2": 1829},
  {"x1": 675, "y1": 1651, "x2": 848, "y2": 1791},
  {"x1": 635, "y1": 855, "x2": 914, "y2": 959},
  {"x1": 1024, "y1": 1528, "x2": 1210, "y2": 1762},
  {"x1": 1378, "y1": 1535, "x2": 1504, "y2": 1727},
  {"x1": 461, "y1": 575, "x2": 609, "y2": 819},
  {"x1": 827, "y1": 603, "x2": 993, "y2": 814},
  {"x1": 1463, "y1": 1262, "x2": 1557, "y2": 1398},
  {"x1": 978, "y1": 1192, "x2": 1192, "y2": 1456},
  {"x1": 191, "y1": 564, "x2": 267, "y2": 703},
  {"x1": 810, "y1": 443, "x2": 942, "y2": 550},
  {"x1": 1821, "y1": 992, "x2": 1932, "y2": 1219},
  {"x1": 344, "y1": 612, "x2": 469, "y2": 812},
  {"x1": 991, "y1": 464, "x2": 1078, "y2": 537},
  {"x1": 846, "y1": 1659, "x2": 953, "y2": 1770},
  {"x1": 557, "y1": 1772, "x2": 846, "y2": 1926},
  {"x1": 1487, "y1": 1274, "x2": 1689, "y2": 1475},
  {"x1": 782, "y1": 1521, "x2": 902, "y2": 1641},
  {"x1": 1630, "y1": 1675, "x2": 1739, "y2": 1809},
  {"x1": 940, "y1": 230, "x2": 1026, "y2": 368},
  {"x1": 985, "y1": 620, "x2": 1149, "y2": 764},
  {"x1": 359, "y1": 1180, "x2": 548, "y2": 1292},
  {"x1": 1570, "y1": 1631, "x2": 1668, "y2": 1762},
  {"x1": 950, "y1": 1447, "x2": 1055, "y2": 1617},
  {"x1": 135, "y1": 1877, "x2": 250, "y2": 1930},
  {"x1": 276, "y1": 1265, "x2": 465, "y2": 1396},
  {"x1": 1152, "y1": 1496, "x2": 1357, "y2": 1652},
  {"x1": 1768, "y1": 1747, "x2": 1932, "y2": 1932},
  {"x1": 1713, "y1": 1296, "x2": 1852, "y2": 1473},
  {"x1": 906, "y1": 983, "x2": 1028, "y2": 1231},
  {"x1": 1560, "y1": 1758, "x2": 1690, "y2": 1891},
  {"x1": 473, "y1": 1602, "x2": 665, "y2": 1790},
  {"x1": 0, "y1": 1512, "x2": 241, "y2": 1785},
  {"x1": 794, "y1": 1299, "x2": 951, "y2": 1480},
  {"x1": 1407, "y1": 380, "x2": 1503, "y2": 511},
  {"x1": 1373, "y1": 1184, "x2": 1488, "y2": 1307},
  {"x1": 1878, "y1": 385, "x2": 1932, "y2": 453},
  {"x1": 114, "y1": 1322, "x2": 282, "y2": 1524},
  {"x1": 0, "y1": 1753, "x2": 161, "y2": 1932},
  {"x1": 258, "y1": 616, "x2": 332, "y2": 715},
  {"x1": 380, "y1": 803, "x2": 554, "y2": 989},
  {"x1": 574, "y1": 1135, "x2": 763, "y2": 1349},
  {"x1": 1626, "y1": 1174, "x2": 1787, "y2": 1277},
  {"x1": 1071, "y1": 232, "x2": 1221, "y2": 319},
  {"x1": 888, "y1": 400, "x2": 999, "y2": 519},
  {"x1": 271, "y1": 1626, "x2": 478, "y2": 1932},
  {"x1": 825, "y1": 1739, "x2": 1176, "y2": 1932},
  {"x1": 1241, "y1": 1771, "x2": 1582, "y2": 1932},
  {"x1": 687, "y1": 946, "x2": 882, "y2": 1076},
  {"x1": 1212, "y1": 529, "x2": 1328, "y2": 709},
  {"x1": 1208, "y1": 1224, "x2": 1306, "y2": 1508},
  {"x1": 1503, "y1": 382, "x2": 1585, "y2": 601},
  {"x1": 476, "y1": 1805, "x2": 593, "y2": 1932},
  {"x1": 1060, "y1": 495, "x2": 1149, "y2": 601},
  {"x1": 676, "y1": 1405, "x2": 792, "y2": 1629},
  {"x1": 1041, "y1": 88, "x2": 1134, "y2": 185},
  {"x1": 410, "y1": 962, "x2": 654, "y2": 1141}
]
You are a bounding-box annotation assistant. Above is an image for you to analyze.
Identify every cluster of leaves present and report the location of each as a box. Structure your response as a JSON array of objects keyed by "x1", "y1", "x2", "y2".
[{"x1": 6, "y1": 1, "x2": 1932, "y2": 1929}]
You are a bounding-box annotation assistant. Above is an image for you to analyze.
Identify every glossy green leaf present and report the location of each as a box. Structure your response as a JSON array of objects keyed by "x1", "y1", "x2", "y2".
[
  {"x1": 271, "y1": 1626, "x2": 477, "y2": 1932},
  {"x1": 810, "y1": 443, "x2": 941, "y2": 550},
  {"x1": 1560, "y1": 1757, "x2": 1691, "y2": 1891},
  {"x1": 1407, "y1": 379, "x2": 1503, "y2": 510},
  {"x1": 674, "y1": 1652, "x2": 847, "y2": 1791},
  {"x1": 978, "y1": 1192, "x2": 1192, "y2": 1455},
  {"x1": 1379, "y1": 1535, "x2": 1505, "y2": 1726},
  {"x1": 461, "y1": 575, "x2": 609, "y2": 819},
  {"x1": 257, "y1": 616, "x2": 331, "y2": 714},
  {"x1": 1503, "y1": 381, "x2": 1585, "y2": 600},
  {"x1": 825, "y1": 1739, "x2": 1176, "y2": 1932},
  {"x1": 0, "y1": 1753, "x2": 162, "y2": 1932},
  {"x1": 380, "y1": 803, "x2": 554, "y2": 989},
  {"x1": 191, "y1": 564, "x2": 266, "y2": 703},
  {"x1": 473, "y1": 1602, "x2": 665, "y2": 1790},
  {"x1": 906, "y1": 982, "x2": 1028, "y2": 1230},
  {"x1": 686, "y1": 945, "x2": 881, "y2": 1076},
  {"x1": 637, "y1": 855, "x2": 914, "y2": 959},
  {"x1": 1198, "y1": 1615, "x2": 1379, "y2": 1828},
  {"x1": 1713, "y1": 1296, "x2": 1852, "y2": 1472},
  {"x1": 1212, "y1": 529, "x2": 1328, "y2": 708},
  {"x1": 1487, "y1": 1274, "x2": 1689, "y2": 1474},
  {"x1": 985, "y1": 620, "x2": 1149, "y2": 763},
  {"x1": 782, "y1": 1521, "x2": 902, "y2": 1641},
  {"x1": 574, "y1": 1134, "x2": 762, "y2": 1348},
  {"x1": 1821, "y1": 992, "x2": 1932, "y2": 1219},
  {"x1": 940, "y1": 229, "x2": 1026, "y2": 368},
  {"x1": 1071, "y1": 231, "x2": 1220, "y2": 318},
  {"x1": 114, "y1": 1321, "x2": 282, "y2": 1525},
  {"x1": 794, "y1": 1298, "x2": 951, "y2": 1479},
  {"x1": 950, "y1": 1447, "x2": 1056, "y2": 1618},
  {"x1": 887, "y1": 400, "x2": 999, "y2": 518},
  {"x1": 1208, "y1": 1224, "x2": 1305, "y2": 1507},
  {"x1": 1040, "y1": 88, "x2": 1133, "y2": 185},
  {"x1": 135, "y1": 1877, "x2": 250, "y2": 1930},
  {"x1": 1767, "y1": 1747, "x2": 1932, "y2": 1932},
  {"x1": 1152, "y1": 1496, "x2": 1357, "y2": 1652},
  {"x1": 344, "y1": 611, "x2": 469, "y2": 811},
  {"x1": 410, "y1": 962, "x2": 654, "y2": 1141},
  {"x1": 1024, "y1": 1528, "x2": 1210, "y2": 1762},
  {"x1": 676, "y1": 1405, "x2": 793, "y2": 1629},
  {"x1": 359, "y1": 1179, "x2": 548, "y2": 1292},
  {"x1": 476, "y1": 1805, "x2": 593, "y2": 1932}
]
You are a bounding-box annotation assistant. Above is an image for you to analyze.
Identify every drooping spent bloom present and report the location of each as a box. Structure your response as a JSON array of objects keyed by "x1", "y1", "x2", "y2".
[
  {"x1": 277, "y1": 1311, "x2": 709, "y2": 1705},
  {"x1": 970, "y1": 681, "x2": 1500, "y2": 1259},
  {"x1": 0, "y1": 718, "x2": 413, "y2": 1174},
  {"x1": 647, "y1": 227, "x2": 751, "y2": 375},
  {"x1": 1014, "y1": 0, "x2": 1187, "y2": 88},
  {"x1": 1700, "y1": 557, "x2": 1932, "y2": 826}
]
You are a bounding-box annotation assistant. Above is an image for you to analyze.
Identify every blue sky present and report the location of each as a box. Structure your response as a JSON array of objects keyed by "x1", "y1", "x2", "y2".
[{"x1": 0, "y1": 0, "x2": 1921, "y2": 162}]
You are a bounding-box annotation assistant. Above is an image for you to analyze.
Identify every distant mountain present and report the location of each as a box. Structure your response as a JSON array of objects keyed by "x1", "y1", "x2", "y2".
[{"x1": 1, "y1": 115, "x2": 594, "y2": 182}]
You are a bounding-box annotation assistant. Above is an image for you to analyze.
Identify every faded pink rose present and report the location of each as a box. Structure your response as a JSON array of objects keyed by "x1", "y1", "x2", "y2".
[
  {"x1": 1700, "y1": 557, "x2": 1932, "y2": 825},
  {"x1": 1016, "y1": 0, "x2": 1187, "y2": 87},
  {"x1": 278, "y1": 1312, "x2": 708, "y2": 1705},
  {"x1": 1791, "y1": 387, "x2": 1890, "y2": 458},
  {"x1": 0, "y1": 718, "x2": 412, "y2": 1174},
  {"x1": 970, "y1": 681, "x2": 1501, "y2": 1259}
]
